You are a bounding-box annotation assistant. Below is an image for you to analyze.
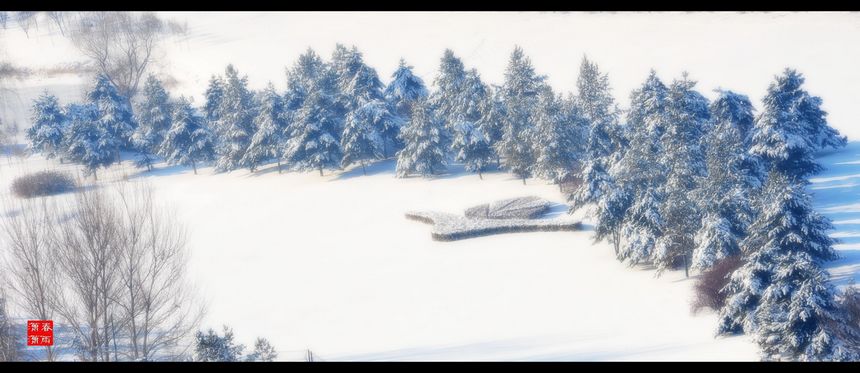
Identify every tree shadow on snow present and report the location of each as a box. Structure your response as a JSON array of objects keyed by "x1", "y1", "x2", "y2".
[{"x1": 812, "y1": 140, "x2": 860, "y2": 287}]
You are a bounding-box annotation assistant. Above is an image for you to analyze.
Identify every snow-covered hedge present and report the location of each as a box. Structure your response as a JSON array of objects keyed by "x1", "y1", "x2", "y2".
[
  {"x1": 405, "y1": 210, "x2": 581, "y2": 241},
  {"x1": 463, "y1": 196, "x2": 551, "y2": 220}
]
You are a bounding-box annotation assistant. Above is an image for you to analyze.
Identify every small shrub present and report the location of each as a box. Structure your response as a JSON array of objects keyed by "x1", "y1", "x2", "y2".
[
  {"x1": 11, "y1": 171, "x2": 76, "y2": 198},
  {"x1": 692, "y1": 255, "x2": 743, "y2": 313},
  {"x1": 839, "y1": 281, "x2": 860, "y2": 329}
]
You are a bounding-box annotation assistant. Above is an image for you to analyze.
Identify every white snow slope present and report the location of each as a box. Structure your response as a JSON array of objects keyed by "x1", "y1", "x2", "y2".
[
  {"x1": 3, "y1": 143, "x2": 859, "y2": 361},
  {"x1": 1, "y1": 155, "x2": 763, "y2": 361}
]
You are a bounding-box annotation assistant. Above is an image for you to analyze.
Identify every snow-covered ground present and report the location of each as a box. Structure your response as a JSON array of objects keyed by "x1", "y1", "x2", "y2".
[
  {"x1": 1, "y1": 152, "x2": 764, "y2": 361},
  {"x1": 3, "y1": 11, "x2": 860, "y2": 362}
]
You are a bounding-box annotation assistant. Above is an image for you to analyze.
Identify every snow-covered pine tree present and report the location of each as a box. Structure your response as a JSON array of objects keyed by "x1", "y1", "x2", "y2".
[
  {"x1": 62, "y1": 103, "x2": 117, "y2": 179},
  {"x1": 497, "y1": 47, "x2": 544, "y2": 184},
  {"x1": 719, "y1": 172, "x2": 852, "y2": 360},
  {"x1": 653, "y1": 74, "x2": 710, "y2": 275},
  {"x1": 430, "y1": 49, "x2": 468, "y2": 133},
  {"x1": 132, "y1": 75, "x2": 173, "y2": 171},
  {"x1": 576, "y1": 56, "x2": 621, "y2": 163},
  {"x1": 283, "y1": 49, "x2": 343, "y2": 176},
  {"x1": 476, "y1": 85, "x2": 507, "y2": 166},
  {"x1": 755, "y1": 250, "x2": 858, "y2": 361},
  {"x1": 159, "y1": 97, "x2": 215, "y2": 175},
  {"x1": 204, "y1": 75, "x2": 226, "y2": 125},
  {"x1": 450, "y1": 68, "x2": 491, "y2": 157},
  {"x1": 396, "y1": 98, "x2": 447, "y2": 178},
  {"x1": 341, "y1": 60, "x2": 399, "y2": 158},
  {"x1": 26, "y1": 91, "x2": 66, "y2": 160},
  {"x1": 330, "y1": 44, "x2": 363, "y2": 116},
  {"x1": 533, "y1": 86, "x2": 581, "y2": 189},
  {"x1": 195, "y1": 326, "x2": 245, "y2": 362},
  {"x1": 796, "y1": 85, "x2": 847, "y2": 152},
  {"x1": 87, "y1": 74, "x2": 136, "y2": 162},
  {"x1": 341, "y1": 100, "x2": 385, "y2": 175},
  {"x1": 241, "y1": 84, "x2": 287, "y2": 173},
  {"x1": 384, "y1": 58, "x2": 429, "y2": 124},
  {"x1": 718, "y1": 172, "x2": 840, "y2": 335},
  {"x1": 710, "y1": 90, "x2": 765, "y2": 190},
  {"x1": 614, "y1": 71, "x2": 670, "y2": 265},
  {"x1": 214, "y1": 64, "x2": 257, "y2": 172},
  {"x1": 749, "y1": 69, "x2": 825, "y2": 180},
  {"x1": 451, "y1": 119, "x2": 493, "y2": 179},
  {"x1": 692, "y1": 109, "x2": 754, "y2": 271}
]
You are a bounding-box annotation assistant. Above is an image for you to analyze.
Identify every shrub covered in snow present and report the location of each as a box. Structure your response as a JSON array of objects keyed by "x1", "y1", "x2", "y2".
[{"x1": 11, "y1": 171, "x2": 75, "y2": 198}]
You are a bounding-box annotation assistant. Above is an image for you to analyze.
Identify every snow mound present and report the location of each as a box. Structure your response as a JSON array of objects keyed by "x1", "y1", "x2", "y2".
[{"x1": 464, "y1": 196, "x2": 552, "y2": 219}]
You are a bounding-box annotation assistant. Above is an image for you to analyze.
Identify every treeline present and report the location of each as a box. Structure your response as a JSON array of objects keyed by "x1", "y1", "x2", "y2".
[
  {"x1": 26, "y1": 45, "x2": 585, "y2": 182},
  {"x1": 25, "y1": 45, "x2": 859, "y2": 360},
  {"x1": 569, "y1": 68, "x2": 858, "y2": 360}
]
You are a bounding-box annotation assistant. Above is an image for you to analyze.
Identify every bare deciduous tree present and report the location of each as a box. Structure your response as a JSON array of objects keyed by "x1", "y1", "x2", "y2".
[
  {"x1": 68, "y1": 12, "x2": 185, "y2": 100},
  {"x1": 0, "y1": 197, "x2": 61, "y2": 361},
  {"x1": 45, "y1": 183, "x2": 200, "y2": 361},
  {"x1": 52, "y1": 188, "x2": 123, "y2": 362},
  {"x1": 113, "y1": 183, "x2": 201, "y2": 361}
]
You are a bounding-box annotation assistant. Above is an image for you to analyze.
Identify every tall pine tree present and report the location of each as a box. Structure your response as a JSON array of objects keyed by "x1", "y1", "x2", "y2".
[
  {"x1": 27, "y1": 92, "x2": 66, "y2": 160},
  {"x1": 396, "y1": 98, "x2": 447, "y2": 178},
  {"x1": 214, "y1": 64, "x2": 257, "y2": 172},
  {"x1": 497, "y1": 47, "x2": 543, "y2": 184},
  {"x1": 160, "y1": 97, "x2": 215, "y2": 175},
  {"x1": 87, "y1": 74, "x2": 136, "y2": 162},
  {"x1": 242, "y1": 84, "x2": 287, "y2": 173},
  {"x1": 283, "y1": 49, "x2": 343, "y2": 176},
  {"x1": 132, "y1": 75, "x2": 173, "y2": 171}
]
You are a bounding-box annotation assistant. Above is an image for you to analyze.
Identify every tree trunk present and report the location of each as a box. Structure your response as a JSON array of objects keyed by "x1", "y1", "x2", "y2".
[
  {"x1": 192, "y1": 162, "x2": 197, "y2": 175},
  {"x1": 93, "y1": 170, "x2": 98, "y2": 181},
  {"x1": 319, "y1": 166, "x2": 324, "y2": 177},
  {"x1": 558, "y1": 181, "x2": 562, "y2": 192},
  {"x1": 362, "y1": 162, "x2": 367, "y2": 176},
  {"x1": 277, "y1": 160, "x2": 282, "y2": 174},
  {"x1": 683, "y1": 253, "x2": 689, "y2": 278},
  {"x1": 522, "y1": 176, "x2": 526, "y2": 185},
  {"x1": 478, "y1": 170, "x2": 483, "y2": 180}
]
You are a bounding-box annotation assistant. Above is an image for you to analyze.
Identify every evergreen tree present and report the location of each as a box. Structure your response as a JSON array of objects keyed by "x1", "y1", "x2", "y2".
[
  {"x1": 62, "y1": 103, "x2": 117, "y2": 179},
  {"x1": 195, "y1": 326, "x2": 245, "y2": 362},
  {"x1": 283, "y1": 49, "x2": 343, "y2": 176},
  {"x1": 396, "y1": 98, "x2": 447, "y2": 177},
  {"x1": 87, "y1": 74, "x2": 136, "y2": 161},
  {"x1": 214, "y1": 64, "x2": 257, "y2": 172},
  {"x1": 719, "y1": 173, "x2": 853, "y2": 361},
  {"x1": 719, "y1": 173, "x2": 840, "y2": 335},
  {"x1": 798, "y1": 90, "x2": 847, "y2": 152},
  {"x1": 615, "y1": 71, "x2": 669, "y2": 265},
  {"x1": 653, "y1": 74, "x2": 710, "y2": 275},
  {"x1": 749, "y1": 69, "x2": 824, "y2": 180},
  {"x1": 710, "y1": 90, "x2": 765, "y2": 189},
  {"x1": 692, "y1": 116, "x2": 753, "y2": 271},
  {"x1": 576, "y1": 57, "x2": 620, "y2": 163},
  {"x1": 132, "y1": 75, "x2": 173, "y2": 171},
  {"x1": 204, "y1": 75, "x2": 226, "y2": 125},
  {"x1": 245, "y1": 338, "x2": 278, "y2": 362},
  {"x1": 26, "y1": 92, "x2": 66, "y2": 160},
  {"x1": 429, "y1": 49, "x2": 468, "y2": 131},
  {"x1": 384, "y1": 58, "x2": 429, "y2": 122},
  {"x1": 476, "y1": 85, "x2": 507, "y2": 165},
  {"x1": 571, "y1": 159, "x2": 633, "y2": 255},
  {"x1": 533, "y1": 86, "x2": 582, "y2": 189},
  {"x1": 159, "y1": 97, "x2": 215, "y2": 175},
  {"x1": 451, "y1": 120, "x2": 493, "y2": 179},
  {"x1": 341, "y1": 100, "x2": 385, "y2": 175},
  {"x1": 242, "y1": 84, "x2": 287, "y2": 173},
  {"x1": 497, "y1": 47, "x2": 543, "y2": 184}
]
